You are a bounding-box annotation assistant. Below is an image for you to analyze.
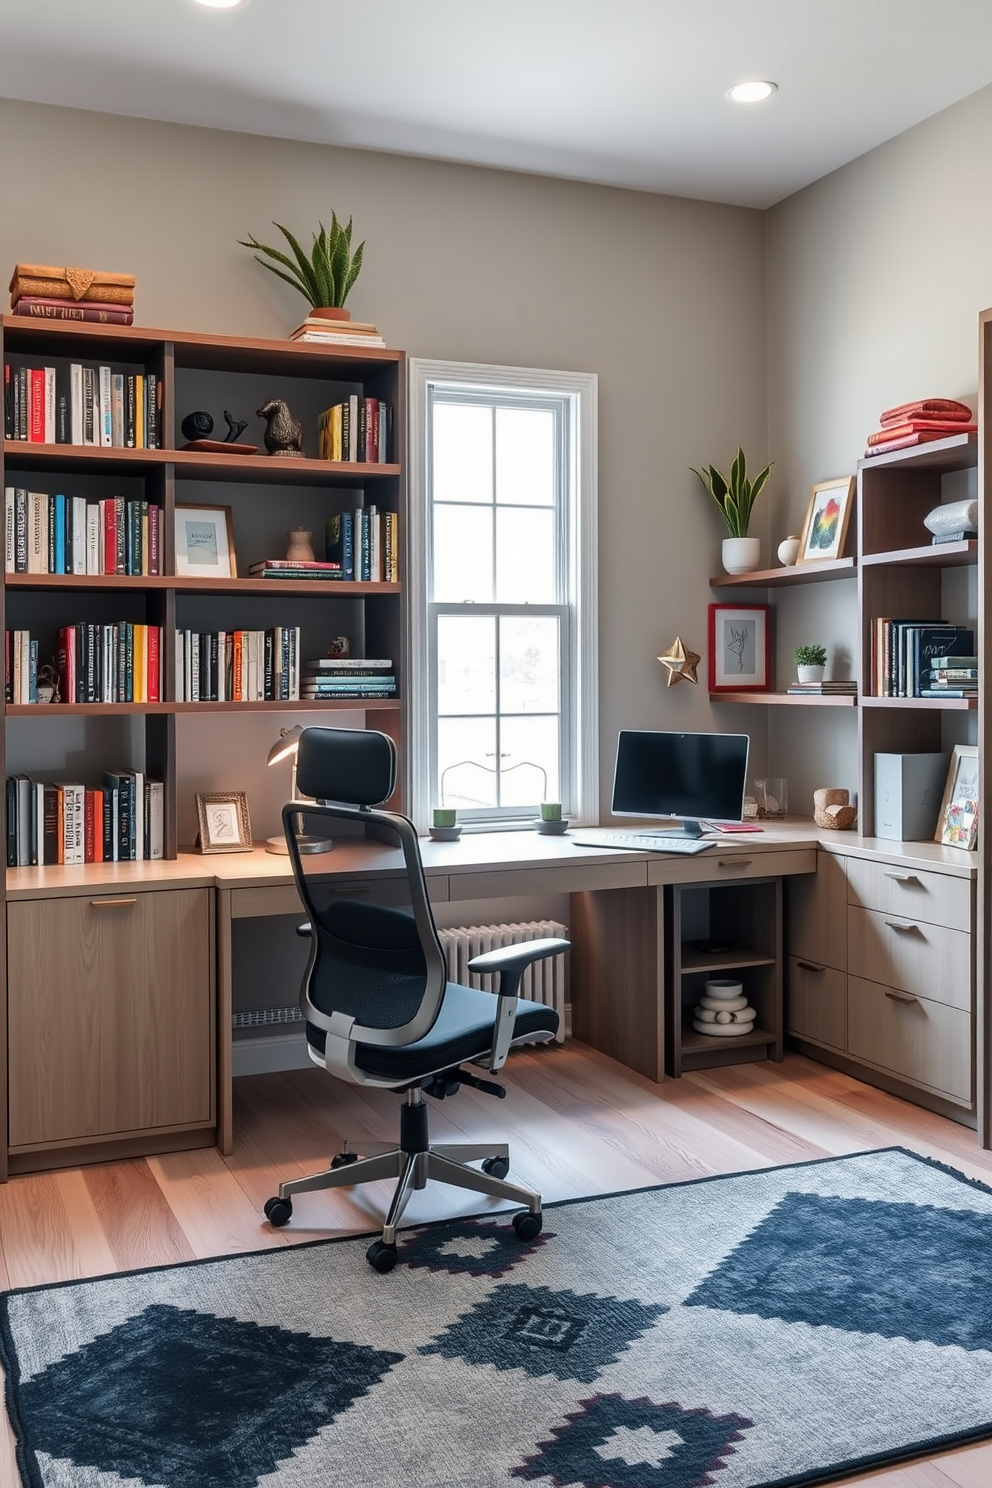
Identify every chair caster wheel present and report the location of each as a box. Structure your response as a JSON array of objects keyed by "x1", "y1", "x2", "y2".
[
  {"x1": 482, "y1": 1156, "x2": 510, "y2": 1179},
  {"x1": 331, "y1": 1152, "x2": 360, "y2": 1170},
  {"x1": 512, "y1": 1210, "x2": 542, "y2": 1242},
  {"x1": 366, "y1": 1240, "x2": 398, "y2": 1273},
  {"x1": 264, "y1": 1196, "x2": 293, "y2": 1227}
]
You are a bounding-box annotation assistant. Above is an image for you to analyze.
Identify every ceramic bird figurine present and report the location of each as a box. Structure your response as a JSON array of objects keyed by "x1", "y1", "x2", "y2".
[
  {"x1": 257, "y1": 398, "x2": 305, "y2": 457},
  {"x1": 223, "y1": 410, "x2": 248, "y2": 444}
]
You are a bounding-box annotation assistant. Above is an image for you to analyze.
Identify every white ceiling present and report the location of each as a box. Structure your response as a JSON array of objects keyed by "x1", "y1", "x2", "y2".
[{"x1": 3, "y1": 0, "x2": 992, "y2": 208}]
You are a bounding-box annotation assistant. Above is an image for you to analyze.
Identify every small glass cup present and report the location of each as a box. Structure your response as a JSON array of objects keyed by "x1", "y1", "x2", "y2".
[{"x1": 754, "y1": 777, "x2": 788, "y2": 819}]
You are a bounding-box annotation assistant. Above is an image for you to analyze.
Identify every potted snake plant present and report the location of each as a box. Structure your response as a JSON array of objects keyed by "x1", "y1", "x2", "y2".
[
  {"x1": 691, "y1": 448, "x2": 772, "y2": 574},
  {"x1": 240, "y1": 213, "x2": 365, "y2": 322}
]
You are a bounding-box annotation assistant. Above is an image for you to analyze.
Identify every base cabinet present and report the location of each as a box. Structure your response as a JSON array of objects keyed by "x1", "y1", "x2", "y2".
[{"x1": 7, "y1": 887, "x2": 214, "y2": 1154}]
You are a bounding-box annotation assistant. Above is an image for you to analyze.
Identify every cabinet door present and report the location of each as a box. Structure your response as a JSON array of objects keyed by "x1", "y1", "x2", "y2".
[
  {"x1": 8, "y1": 888, "x2": 213, "y2": 1148},
  {"x1": 786, "y1": 851, "x2": 848, "y2": 970},
  {"x1": 786, "y1": 958, "x2": 847, "y2": 1051}
]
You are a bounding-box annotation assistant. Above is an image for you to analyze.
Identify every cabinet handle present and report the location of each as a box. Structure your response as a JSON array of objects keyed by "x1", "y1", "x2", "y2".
[
  {"x1": 884, "y1": 872, "x2": 921, "y2": 886},
  {"x1": 718, "y1": 859, "x2": 751, "y2": 869},
  {"x1": 329, "y1": 886, "x2": 371, "y2": 896},
  {"x1": 883, "y1": 919, "x2": 922, "y2": 935},
  {"x1": 797, "y1": 960, "x2": 824, "y2": 973},
  {"x1": 90, "y1": 897, "x2": 138, "y2": 909},
  {"x1": 884, "y1": 988, "x2": 920, "y2": 1005}
]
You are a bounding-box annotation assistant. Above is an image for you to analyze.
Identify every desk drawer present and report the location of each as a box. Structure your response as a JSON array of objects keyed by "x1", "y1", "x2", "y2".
[
  {"x1": 848, "y1": 975, "x2": 972, "y2": 1104},
  {"x1": 648, "y1": 848, "x2": 815, "y2": 887},
  {"x1": 845, "y1": 856, "x2": 971, "y2": 931},
  {"x1": 229, "y1": 875, "x2": 446, "y2": 921},
  {"x1": 448, "y1": 860, "x2": 646, "y2": 902},
  {"x1": 786, "y1": 958, "x2": 846, "y2": 1051},
  {"x1": 847, "y1": 906, "x2": 971, "y2": 1011}
]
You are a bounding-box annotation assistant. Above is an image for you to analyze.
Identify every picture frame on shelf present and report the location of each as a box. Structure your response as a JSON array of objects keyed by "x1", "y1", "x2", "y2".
[
  {"x1": 935, "y1": 745, "x2": 979, "y2": 850},
  {"x1": 196, "y1": 791, "x2": 253, "y2": 854},
  {"x1": 797, "y1": 476, "x2": 856, "y2": 563},
  {"x1": 175, "y1": 504, "x2": 237, "y2": 579},
  {"x1": 708, "y1": 604, "x2": 771, "y2": 692}
]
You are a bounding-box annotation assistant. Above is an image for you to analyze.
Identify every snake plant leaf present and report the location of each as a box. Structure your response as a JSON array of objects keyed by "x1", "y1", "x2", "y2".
[
  {"x1": 238, "y1": 234, "x2": 309, "y2": 296},
  {"x1": 691, "y1": 451, "x2": 772, "y2": 537},
  {"x1": 241, "y1": 210, "x2": 367, "y2": 308},
  {"x1": 247, "y1": 259, "x2": 314, "y2": 298},
  {"x1": 312, "y1": 226, "x2": 334, "y2": 306},
  {"x1": 274, "y1": 223, "x2": 322, "y2": 304},
  {"x1": 341, "y1": 239, "x2": 365, "y2": 303}
]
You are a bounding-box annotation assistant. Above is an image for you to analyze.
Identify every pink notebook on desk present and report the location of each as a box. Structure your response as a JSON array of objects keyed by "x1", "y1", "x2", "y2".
[{"x1": 712, "y1": 822, "x2": 764, "y2": 832}]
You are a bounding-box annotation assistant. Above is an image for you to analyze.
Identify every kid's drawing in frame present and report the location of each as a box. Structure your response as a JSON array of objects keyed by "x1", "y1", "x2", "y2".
[
  {"x1": 798, "y1": 475, "x2": 855, "y2": 563},
  {"x1": 935, "y1": 745, "x2": 979, "y2": 850},
  {"x1": 708, "y1": 604, "x2": 771, "y2": 692}
]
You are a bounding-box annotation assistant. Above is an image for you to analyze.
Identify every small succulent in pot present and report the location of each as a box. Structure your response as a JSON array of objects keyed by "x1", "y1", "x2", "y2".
[{"x1": 794, "y1": 644, "x2": 827, "y2": 668}]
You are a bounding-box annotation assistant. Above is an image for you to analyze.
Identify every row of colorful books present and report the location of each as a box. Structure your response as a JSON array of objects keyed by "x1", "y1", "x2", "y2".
[
  {"x1": 4, "y1": 488, "x2": 164, "y2": 576},
  {"x1": 175, "y1": 627, "x2": 301, "y2": 702},
  {"x1": 302, "y1": 656, "x2": 396, "y2": 700},
  {"x1": 326, "y1": 508, "x2": 398, "y2": 581},
  {"x1": 317, "y1": 396, "x2": 393, "y2": 463},
  {"x1": 3, "y1": 361, "x2": 161, "y2": 448},
  {"x1": 5, "y1": 771, "x2": 164, "y2": 867},
  {"x1": 869, "y1": 620, "x2": 975, "y2": 698},
  {"x1": 7, "y1": 625, "x2": 163, "y2": 705}
]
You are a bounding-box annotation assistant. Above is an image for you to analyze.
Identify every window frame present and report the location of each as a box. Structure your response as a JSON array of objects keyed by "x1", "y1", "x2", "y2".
[{"x1": 408, "y1": 359, "x2": 598, "y2": 832}]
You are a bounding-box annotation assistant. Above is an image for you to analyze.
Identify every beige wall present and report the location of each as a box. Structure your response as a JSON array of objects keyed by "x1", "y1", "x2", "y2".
[
  {"x1": 765, "y1": 83, "x2": 992, "y2": 811},
  {"x1": 0, "y1": 97, "x2": 769, "y2": 836}
]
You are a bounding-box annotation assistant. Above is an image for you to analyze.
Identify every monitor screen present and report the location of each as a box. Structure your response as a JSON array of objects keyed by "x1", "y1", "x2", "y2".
[{"x1": 611, "y1": 730, "x2": 750, "y2": 826}]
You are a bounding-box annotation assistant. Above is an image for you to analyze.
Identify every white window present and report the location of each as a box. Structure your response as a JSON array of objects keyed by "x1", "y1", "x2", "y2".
[{"x1": 408, "y1": 361, "x2": 598, "y2": 831}]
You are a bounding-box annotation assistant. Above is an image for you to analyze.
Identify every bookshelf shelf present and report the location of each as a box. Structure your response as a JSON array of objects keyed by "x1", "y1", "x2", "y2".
[
  {"x1": 709, "y1": 557, "x2": 856, "y2": 588},
  {"x1": 860, "y1": 540, "x2": 977, "y2": 569},
  {"x1": 170, "y1": 577, "x2": 400, "y2": 596},
  {"x1": 860, "y1": 694, "x2": 977, "y2": 711},
  {"x1": 168, "y1": 698, "x2": 400, "y2": 714},
  {"x1": 170, "y1": 451, "x2": 401, "y2": 486},
  {"x1": 709, "y1": 691, "x2": 858, "y2": 706},
  {"x1": 6, "y1": 702, "x2": 174, "y2": 717}
]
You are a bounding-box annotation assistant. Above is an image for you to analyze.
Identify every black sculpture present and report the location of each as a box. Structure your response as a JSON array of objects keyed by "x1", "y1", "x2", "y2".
[
  {"x1": 257, "y1": 398, "x2": 305, "y2": 457},
  {"x1": 181, "y1": 410, "x2": 213, "y2": 442},
  {"x1": 223, "y1": 410, "x2": 248, "y2": 444}
]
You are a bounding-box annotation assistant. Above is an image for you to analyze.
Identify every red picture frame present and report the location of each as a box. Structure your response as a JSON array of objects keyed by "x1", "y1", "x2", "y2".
[{"x1": 708, "y1": 604, "x2": 772, "y2": 692}]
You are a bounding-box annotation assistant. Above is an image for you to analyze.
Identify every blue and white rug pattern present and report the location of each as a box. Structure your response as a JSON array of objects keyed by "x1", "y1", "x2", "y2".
[{"x1": 4, "y1": 1147, "x2": 992, "y2": 1487}]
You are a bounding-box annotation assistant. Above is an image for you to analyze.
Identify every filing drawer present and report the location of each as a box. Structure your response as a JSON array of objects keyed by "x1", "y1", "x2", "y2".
[
  {"x1": 847, "y1": 975, "x2": 972, "y2": 1104},
  {"x1": 844, "y1": 856, "x2": 971, "y2": 931},
  {"x1": 646, "y1": 848, "x2": 815, "y2": 887},
  {"x1": 786, "y1": 957, "x2": 847, "y2": 1051},
  {"x1": 786, "y1": 850, "x2": 848, "y2": 971},
  {"x1": 847, "y1": 906, "x2": 971, "y2": 1012}
]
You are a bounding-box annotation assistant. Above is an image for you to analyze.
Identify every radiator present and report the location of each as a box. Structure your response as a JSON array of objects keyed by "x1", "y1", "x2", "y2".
[{"x1": 438, "y1": 921, "x2": 567, "y2": 1043}]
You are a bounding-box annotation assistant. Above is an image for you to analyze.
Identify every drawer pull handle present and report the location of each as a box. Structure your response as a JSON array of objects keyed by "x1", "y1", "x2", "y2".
[
  {"x1": 884, "y1": 919, "x2": 922, "y2": 935},
  {"x1": 90, "y1": 897, "x2": 138, "y2": 909},
  {"x1": 330, "y1": 886, "x2": 371, "y2": 896},
  {"x1": 884, "y1": 872, "x2": 921, "y2": 886},
  {"x1": 884, "y1": 988, "x2": 920, "y2": 1005},
  {"x1": 718, "y1": 859, "x2": 751, "y2": 869},
  {"x1": 797, "y1": 960, "x2": 825, "y2": 973}
]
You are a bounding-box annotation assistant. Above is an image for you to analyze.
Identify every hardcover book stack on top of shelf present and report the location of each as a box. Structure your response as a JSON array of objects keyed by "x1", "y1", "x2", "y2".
[
  {"x1": 9, "y1": 263, "x2": 135, "y2": 326},
  {"x1": 3, "y1": 360, "x2": 160, "y2": 448},
  {"x1": 923, "y1": 655, "x2": 978, "y2": 700},
  {"x1": 301, "y1": 656, "x2": 395, "y2": 701},
  {"x1": 786, "y1": 679, "x2": 858, "y2": 697},
  {"x1": 290, "y1": 316, "x2": 384, "y2": 347},
  {"x1": 870, "y1": 620, "x2": 974, "y2": 698},
  {"x1": 5, "y1": 769, "x2": 163, "y2": 866},
  {"x1": 863, "y1": 397, "x2": 977, "y2": 457}
]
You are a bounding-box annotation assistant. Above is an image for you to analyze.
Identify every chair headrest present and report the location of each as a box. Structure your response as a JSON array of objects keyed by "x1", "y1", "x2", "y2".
[{"x1": 296, "y1": 727, "x2": 396, "y2": 807}]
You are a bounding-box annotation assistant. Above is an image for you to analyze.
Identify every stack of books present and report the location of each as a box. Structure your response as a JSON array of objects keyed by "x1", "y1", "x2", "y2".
[
  {"x1": 289, "y1": 316, "x2": 385, "y2": 347},
  {"x1": 864, "y1": 397, "x2": 976, "y2": 457},
  {"x1": 5, "y1": 771, "x2": 163, "y2": 866},
  {"x1": 920, "y1": 655, "x2": 978, "y2": 699},
  {"x1": 3, "y1": 360, "x2": 160, "y2": 447},
  {"x1": 301, "y1": 657, "x2": 396, "y2": 701},
  {"x1": 248, "y1": 559, "x2": 343, "y2": 582},
  {"x1": 9, "y1": 262, "x2": 135, "y2": 326},
  {"x1": 870, "y1": 620, "x2": 974, "y2": 697},
  {"x1": 786, "y1": 679, "x2": 858, "y2": 696}
]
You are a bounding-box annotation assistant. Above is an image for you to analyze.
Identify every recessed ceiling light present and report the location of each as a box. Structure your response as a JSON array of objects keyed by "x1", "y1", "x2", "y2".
[
  {"x1": 726, "y1": 81, "x2": 778, "y2": 104},
  {"x1": 193, "y1": 0, "x2": 246, "y2": 9}
]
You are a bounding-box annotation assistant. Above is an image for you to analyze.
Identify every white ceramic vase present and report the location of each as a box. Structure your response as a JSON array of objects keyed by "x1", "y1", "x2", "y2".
[
  {"x1": 797, "y1": 664, "x2": 825, "y2": 684},
  {"x1": 722, "y1": 536, "x2": 761, "y2": 574},
  {"x1": 777, "y1": 535, "x2": 801, "y2": 566}
]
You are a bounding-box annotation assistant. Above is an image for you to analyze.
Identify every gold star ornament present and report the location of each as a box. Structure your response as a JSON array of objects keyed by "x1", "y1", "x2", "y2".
[{"x1": 657, "y1": 636, "x2": 700, "y2": 686}]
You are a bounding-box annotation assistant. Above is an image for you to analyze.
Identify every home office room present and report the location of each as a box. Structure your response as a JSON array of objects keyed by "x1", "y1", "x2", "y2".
[{"x1": 0, "y1": 3, "x2": 991, "y2": 1485}]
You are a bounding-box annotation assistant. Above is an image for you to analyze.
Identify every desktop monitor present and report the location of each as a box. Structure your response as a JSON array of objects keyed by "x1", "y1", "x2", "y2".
[{"x1": 611, "y1": 729, "x2": 750, "y2": 837}]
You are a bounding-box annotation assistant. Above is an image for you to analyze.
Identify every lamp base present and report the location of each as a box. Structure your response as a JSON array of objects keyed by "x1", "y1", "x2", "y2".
[{"x1": 266, "y1": 835, "x2": 334, "y2": 855}]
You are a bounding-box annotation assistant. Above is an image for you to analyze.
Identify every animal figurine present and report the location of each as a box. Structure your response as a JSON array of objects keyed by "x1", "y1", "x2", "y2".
[
  {"x1": 223, "y1": 409, "x2": 248, "y2": 444},
  {"x1": 257, "y1": 398, "x2": 305, "y2": 457},
  {"x1": 181, "y1": 410, "x2": 213, "y2": 443}
]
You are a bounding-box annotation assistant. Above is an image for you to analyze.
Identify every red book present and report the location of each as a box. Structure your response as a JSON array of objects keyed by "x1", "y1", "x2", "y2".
[
  {"x1": 863, "y1": 431, "x2": 949, "y2": 457},
  {"x1": 91, "y1": 789, "x2": 104, "y2": 863},
  {"x1": 866, "y1": 418, "x2": 977, "y2": 447},
  {"x1": 12, "y1": 297, "x2": 134, "y2": 326},
  {"x1": 29, "y1": 368, "x2": 45, "y2": 442},
  {"x1": 102, "y1": 498, "x2": 116, "y2": 575},
  {"x1": 84, "y1": 790, "x2": 95, "y2": 863},
  {"x1": 880, "y1": 398, "x2": 972, "y2": 426},
  {"x1": 147, "y1": 626, "x2": 160, "y2": 702},
  {"x1": 55, "y1": 625, "x2": 76, "y2": 702}
]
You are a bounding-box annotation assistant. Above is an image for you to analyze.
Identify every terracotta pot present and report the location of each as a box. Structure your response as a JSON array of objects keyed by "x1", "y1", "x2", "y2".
[{"x1": 308, "y1": 306, "x2": 351, "y2": 321}]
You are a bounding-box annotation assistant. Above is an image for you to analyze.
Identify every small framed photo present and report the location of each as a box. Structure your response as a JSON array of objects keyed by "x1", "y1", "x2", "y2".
[
  {"x1": 175, "y1": 504, "x2": 237, "y2": 578},
  {"x1": 935, "y1": 745, "x2": 979, "y2": 850},
  {"x1": 196, "y1": 791, "x2": 253, "y2": 853},
  {"x1": 708, "y1": 604, "x2": 771, "y2": 692},
  {"x1": 798, "y1": 475, "x2": 856, "y2": 563}
]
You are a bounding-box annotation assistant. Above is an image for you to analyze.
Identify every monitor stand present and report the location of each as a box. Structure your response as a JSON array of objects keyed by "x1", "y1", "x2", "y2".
[{"x1": 643, "y1": 818, "x2": 706, "y2": 839}]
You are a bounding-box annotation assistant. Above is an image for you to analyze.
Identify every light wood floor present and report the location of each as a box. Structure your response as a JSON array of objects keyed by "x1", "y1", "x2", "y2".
[{"x1": 2, "y1": 1045, "x2": 992, "y2": 1487}]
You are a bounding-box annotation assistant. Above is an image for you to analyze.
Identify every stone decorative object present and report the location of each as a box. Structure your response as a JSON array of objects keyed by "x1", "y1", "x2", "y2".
[
  {"x1": 285, "y1": 528, "x2": 316, "y2": 562},
  {"x1": 657, "y1": 636, "x2": 700, "y2": 686},
  {"x1": 257, "y1": 398, "x2": 305, "y2": 457},
  {"x1": 692, "y1": 978, "x2": 757, "y2": 1038},
  {"x1": 777, "y1": 535, "x2": 801, "y2": 566},
  {"x1": 924, "y1": 498, "x2": 978, "y2": 542},
  {"x1": 814, "y1": 786, "x2": 858, "y2": 831}
]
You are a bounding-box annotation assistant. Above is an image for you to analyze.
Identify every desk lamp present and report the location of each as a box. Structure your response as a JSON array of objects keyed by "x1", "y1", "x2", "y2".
[{"x1": 265, "y1": 725, "x2": 334, "y2": 855}]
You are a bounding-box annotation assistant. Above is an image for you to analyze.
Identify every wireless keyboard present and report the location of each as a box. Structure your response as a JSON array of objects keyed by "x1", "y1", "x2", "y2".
[{"x1": 570, "y1": 832, "x2": 715, "y2": 855}]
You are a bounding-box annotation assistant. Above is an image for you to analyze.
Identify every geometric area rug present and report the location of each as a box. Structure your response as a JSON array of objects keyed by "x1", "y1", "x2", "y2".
[{"x1": 4, "y1": 1148, "x2": 992, "y2": 1487}]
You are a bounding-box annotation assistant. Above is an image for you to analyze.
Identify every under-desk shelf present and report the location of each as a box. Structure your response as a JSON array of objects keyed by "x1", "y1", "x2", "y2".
[
  {"x1": 680, "y1": 946, "x2": 776, "y2": 974},
  {"x1": 679, "y1": 1025, "x2": 778, "y2": 1061}
]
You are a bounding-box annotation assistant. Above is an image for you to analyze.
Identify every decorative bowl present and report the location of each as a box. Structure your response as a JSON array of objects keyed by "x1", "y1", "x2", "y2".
[
  {"x1": 428, "y1": 825, "x2": 463, "y2": 842},
  {"x1": 535, "y1": 818, "x2": 569, "y2": 835}
]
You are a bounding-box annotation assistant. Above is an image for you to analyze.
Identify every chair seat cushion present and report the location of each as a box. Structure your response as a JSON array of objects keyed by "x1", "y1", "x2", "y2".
[{"x1": 306, "y1": 981, "x2": 558, "y2": 1080}]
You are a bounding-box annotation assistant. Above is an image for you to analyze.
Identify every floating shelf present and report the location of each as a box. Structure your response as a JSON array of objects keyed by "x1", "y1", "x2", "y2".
[
  {"x1": 860, "y1": 540, "x2": 977, "y2": 569},
  {"x1": 709, "y1": 557, "x2": 856, "y2": 588},
  {"x1": 861, "y1": 695, "x2": 977, "y2": 711},
  {"x1": 710, "y1": 691, "x2": 857, "y2": 706}
]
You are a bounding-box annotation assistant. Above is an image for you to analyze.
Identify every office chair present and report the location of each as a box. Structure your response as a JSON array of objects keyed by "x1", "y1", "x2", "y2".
[{"x1": 263, "y1": 726, "x2": 568, "y2": 1272}]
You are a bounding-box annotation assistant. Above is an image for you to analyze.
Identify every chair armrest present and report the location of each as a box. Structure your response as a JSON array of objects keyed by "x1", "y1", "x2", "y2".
[
  {"x1": 467, "y1": 936, "x2": 569, "y2": 976},
  {"x1": 467, "y1": 937, "x2": 569, "y2": 1072},
  {"x1": 296, "y1": 922, "x2": 312, "y2": 938}
]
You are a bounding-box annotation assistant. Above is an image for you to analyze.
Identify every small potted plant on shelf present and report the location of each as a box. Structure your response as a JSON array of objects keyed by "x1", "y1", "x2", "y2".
[
  {"x1": 794, "y1": 643, "x2": 827, "y2": 685},
  {"x1": 691, "y1": 447, "x2": 772, "y2": 575},
  {"x1": 240, "y1": 212, "x2": 365, "y2": 321}
]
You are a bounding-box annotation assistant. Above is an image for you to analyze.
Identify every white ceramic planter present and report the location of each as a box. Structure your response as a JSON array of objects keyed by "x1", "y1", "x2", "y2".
[
  {"x1": 722, "y1": 536, "x2": 761, "y2": 574},
  {"x1": 777, "y1": 535, "x2": 801, "y2": 566},
  {"x1": 797, "y1": 664, "x2": 825, "y2": 684}
]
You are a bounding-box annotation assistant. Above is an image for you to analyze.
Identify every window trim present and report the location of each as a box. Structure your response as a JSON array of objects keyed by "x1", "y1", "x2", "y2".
[{"x1": 408, "y1": 358, "x2": 598, "y2": 832}]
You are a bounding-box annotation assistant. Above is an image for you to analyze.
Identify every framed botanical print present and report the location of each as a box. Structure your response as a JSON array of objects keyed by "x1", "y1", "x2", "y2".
[{"x1": 708, "y1": 604, "x2": 771, "y2": 692}]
